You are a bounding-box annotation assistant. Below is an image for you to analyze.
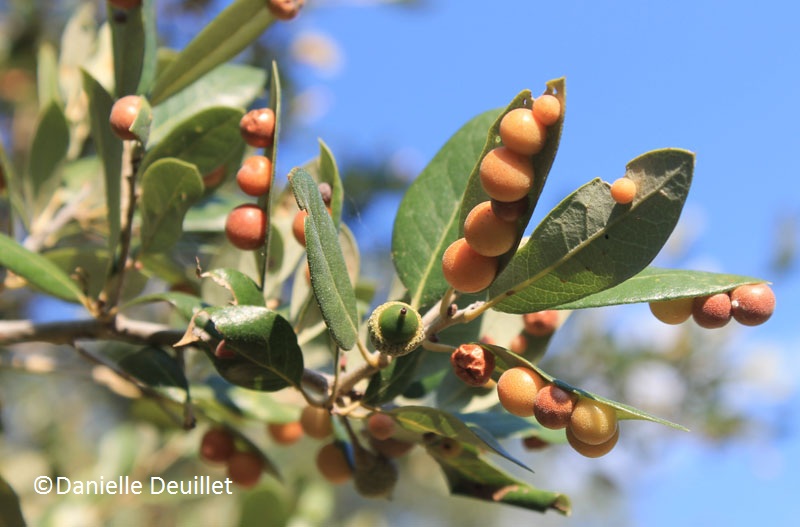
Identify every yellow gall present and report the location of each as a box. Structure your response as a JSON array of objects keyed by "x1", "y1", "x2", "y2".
[
  {"x1": 610, "y1": 178, "x2": 636, "y2": 204},
  {"x1": 566, "y1": 426, "x2": 620, "y2": 458},
  {"x1": 532, "y1": 94, "x2": 561, "y2": 126},
  {"x1": 441, "y1": 238, "x2": 498, "y2": 293},
  {"x1": 496, "y1": 367, "x2": 547, "y2": 417},
  {"x1": 464, "y1": 201, "x2": 518, "y2": 257},
  {"x1": 569, "y1": 398, "x2": 618, "y2": 446},
  {"x1": 649, "y1": 297, "x2": 694, "y2": 325},
  {"x1": 479, "y1": 147, "x2": 535, "y2": 202},
  {"x1": 499, "y1": 108, "x2": 547, "y2": 156}
]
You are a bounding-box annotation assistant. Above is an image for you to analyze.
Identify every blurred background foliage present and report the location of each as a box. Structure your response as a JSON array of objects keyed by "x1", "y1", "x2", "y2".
[{"x1": 0, "y1": 1, "x2": 795, "y2": 526}]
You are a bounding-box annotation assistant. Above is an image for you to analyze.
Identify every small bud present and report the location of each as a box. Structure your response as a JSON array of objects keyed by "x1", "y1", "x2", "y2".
[
  {"x1": 450, "y1": 344, "x2": 495, "y2": 386},
  {"x1": 368, "y1": 302, "x2": 425, "y2": 357}
]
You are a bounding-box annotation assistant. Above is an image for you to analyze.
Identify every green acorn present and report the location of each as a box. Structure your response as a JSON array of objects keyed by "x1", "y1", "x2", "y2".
[{"x1": 368, "y1": 301, "x2": 425, "y2": 357}]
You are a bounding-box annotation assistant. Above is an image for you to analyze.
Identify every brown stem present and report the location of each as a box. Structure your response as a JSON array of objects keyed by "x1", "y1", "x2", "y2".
[
  {"x1": 0, "y1": 315, "x2": 185, "y2": 347},
  {"x1": 422, "y1": 339, "x2": 456, "y2": 353},
  {"x1": 333, "y1": 352, "x2": 391, "y2": 403}
]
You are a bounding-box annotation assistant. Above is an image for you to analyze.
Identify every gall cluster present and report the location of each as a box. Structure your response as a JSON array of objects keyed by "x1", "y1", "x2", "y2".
[
  {"x1": 649, "y1": 283, "x2": 775, "y2": 329},
  {"x1": 442, "y1": 94, "x2": 562, "y2": 293}
]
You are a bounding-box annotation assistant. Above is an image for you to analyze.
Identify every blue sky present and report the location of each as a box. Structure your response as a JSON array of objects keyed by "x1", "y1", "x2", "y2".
[
  {"x1": 291, "y1": 0, "x2": 799, "y2": 272},
  {"x1": 274, "y1": 1, "x2": 800, "y2": 525}
]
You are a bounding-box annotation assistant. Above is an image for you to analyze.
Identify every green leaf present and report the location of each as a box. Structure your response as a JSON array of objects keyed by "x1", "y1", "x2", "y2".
[
  {"x1": 388, "y1": 406, "x2": 531, "y2": 472},
  {"x1": 290, "y1": 168, "x2": 359, "y2": 351},
  {"x1": 201, "y1": 268, "x2": 265, "y2": 307},
  {"x1": 338, "y1": 223, "x2": 361, "y2": 286},
  {"x1": 392, "y1": 109, "x2": 499, "y2": 310},
  {"x1": 37, "y1": 42, "x2": 60, "y2": 107},
  {"x1": 0, "y1": 232, "x2": 85, "y2": 303},
  {"x1": 27, "y1": 101, "x2": 69, "y2": 211},
  {"x1": 149, "y1": 63, "x2": 266, "y2": 145},
  {"x1": 149, "y1": 0, "x2": 275, "y2": 105},
  {"x1": 0, "y1": 475, "x2": 26, "y2": 527},
  {"x1": 0, "y1": 140, "x2": 26, "y2": 231},
  {"x1": 114, "y1": 346, "x2": 189, "y2": 390},
  {"x1": 138, "y1": 252, "x2": 196, "y2": 288},
  {"x1": 318, "y1": 139, "x2": 344, "y2": 227},
  {"x1": 456, "y1": 412, "x2": 565, "y2": 444},
  {"x1": 128, "y1": 96, "x2": 153, "y2": 146},
  {"x1": 182, "y1": 191, "x2": 240, "y2": 232},
  {"x1": 41, "y1": 246, "x2": 121, "y2": 298},
  {"x1": 431, "y1": 447, "x2": 570, "y2": 515},
  {"x1": 552, "y1": 267, "x2": 766, "y2": 309},
  {"x1": 487, "y1": 343, "x2": 688, "y2": 430},
  {"x1": 256, "y1": 61, "x2": 281, "y2": 288},
  {"x1": 139, "y1": 158, "x2": 204, "y2": 254},
  {"x1": 238, "y1": 478, "x2": 291, "y2": 527},
  {"x1": 263, "y1": 223, "x2": 286, "y2": 283},
  {"x1": 290, "y1": 224, "x2": 359, "y2": 346},
  {"x1": 458, "y1": 80, "x2": 566, "y2": 269},
  {"x1": 82, "y1": 70, "x2": 123, "y2": 255},
  {"x1": 59, "y1": 4, "x2": 98, "y2": 75},
  {"x1": 109, "y1": 0, "x2": 158, "y2": 95},
  {"x1": 435, "y1": 371, "x2": 497, "y2": 413},
  {"x1": 122, "y1": 291, "x2": 207, "y2": 321},
  {"x1": 203, "y1": 305, "x2": 304, "y2": 391},
  {"x1": 489, "y1": 149, "x2": 695, "y2": 313},
  {"x1": 139, "y1": 107, "x2": 245, "y2": 183},
  {"x1": 364, "y1": 349, "x2": 427, "y2": 405},
  {"x1": 193, "y1": 376, "x2": 245, "y2": 418}
]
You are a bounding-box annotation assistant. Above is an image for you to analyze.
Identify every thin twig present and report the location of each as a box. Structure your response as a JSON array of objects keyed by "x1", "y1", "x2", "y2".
[
  {"x1": 23, "y1": 184, "x2": 94, "y2": 252},
  {"x1": 422, "y1": 339, "x2": 456, "y2": 353},
  {"x1": 356, "y1": 338, "x2": 381, "y2": 368},
  {"x1": 334, "y1": 358, "x2": 382, "y2": 402}
]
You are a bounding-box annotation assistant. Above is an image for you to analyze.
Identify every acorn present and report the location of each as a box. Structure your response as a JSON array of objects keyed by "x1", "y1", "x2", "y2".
[{"x1": 368, "y1": 301, "x2": 425, "y2": 357}]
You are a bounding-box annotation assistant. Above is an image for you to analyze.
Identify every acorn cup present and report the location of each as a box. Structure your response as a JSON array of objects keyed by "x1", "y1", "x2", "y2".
[{"x1": 368, "y1": 301, "x2": 425, "y2": 357}]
